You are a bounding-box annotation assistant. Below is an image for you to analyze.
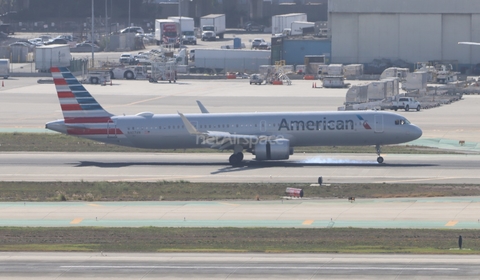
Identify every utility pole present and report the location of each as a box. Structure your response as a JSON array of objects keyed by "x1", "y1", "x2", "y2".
[{"x1": 91, "y1": 0, "x2": 95, "y2": 67}]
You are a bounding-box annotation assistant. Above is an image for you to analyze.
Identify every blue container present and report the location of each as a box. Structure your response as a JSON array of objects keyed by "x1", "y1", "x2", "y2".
[{"x1": 233, "y1": 38, "x2": 241, "y2": 49}]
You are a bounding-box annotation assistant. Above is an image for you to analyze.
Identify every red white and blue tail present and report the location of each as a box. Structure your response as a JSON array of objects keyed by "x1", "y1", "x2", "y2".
[
  {"x1": 51, "y1": 67, "x2": 112, "y2": 123},
  {"x1": 48, "y1": 67, "x2": 123, "y2": 138}
]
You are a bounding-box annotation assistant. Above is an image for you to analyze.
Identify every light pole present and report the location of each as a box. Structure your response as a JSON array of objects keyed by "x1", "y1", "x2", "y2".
[
  {"x1": 128, "y1": 0, "x2": 131, "y2": 27},
  {"x1": 91, "y1": 0, "x2": 95, "y2": 67}
]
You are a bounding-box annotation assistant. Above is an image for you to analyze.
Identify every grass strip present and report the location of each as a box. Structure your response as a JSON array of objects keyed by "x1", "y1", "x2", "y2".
[
  {"x1": 1, "y1": 181, "x2": 480, "y2": 201},
  {"x1": 0, "y1": 133, "x2": 451, "y2": 154},
  {"x1": 0, "y1": 227, "x2": 476, "y2": 254}
]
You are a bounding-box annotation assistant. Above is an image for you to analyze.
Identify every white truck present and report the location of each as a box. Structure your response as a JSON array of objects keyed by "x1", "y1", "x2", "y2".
[
  {"x1": 35, "y1": 44, "x2": 71, "y2": 72},
  {"x1": 271, "y1": 13, "x2": 307, "y2": 35},
  {"x1": 391, "y1": 97, "x2": 421, "y2": 111},
  {"x1": 155, "y1": 19, "x2": 180, "y2": 46},
  {"x1": 290, "y1": 21, "x2": 314, "y2": 35},
  {"x1": 200, "y1": 14, "x2": 226, "y2": 40},
  {"x1": 168, "y1": 16, "x2": 196, "y2": 45}
]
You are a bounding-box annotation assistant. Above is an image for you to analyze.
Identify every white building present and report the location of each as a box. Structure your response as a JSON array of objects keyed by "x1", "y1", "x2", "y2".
[{"x1": 328, "y1": 0, "x2": 480, "y2": 65}]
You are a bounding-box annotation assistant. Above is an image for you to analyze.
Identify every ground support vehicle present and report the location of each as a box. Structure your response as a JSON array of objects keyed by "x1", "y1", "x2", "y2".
[
  {"x1": 149, "y1": 61, "x2": 177, "y2": 83},
  {"x1": 249, "y1": 74, "x2": 264, "y2": 85},
  {"x1": 85, "y1": 68, "x2": 111, "y2": 85},
  {"x1": 391, "y1": 97, "x2": 421, "y2": 111},
  {"x1": 111, "y1": 65, "x2": 148, "y2": 80}
]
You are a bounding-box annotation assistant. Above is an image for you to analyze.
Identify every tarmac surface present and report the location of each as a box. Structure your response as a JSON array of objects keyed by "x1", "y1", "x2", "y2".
[
  {"x1": 2, "y1": 197, "x2": 480, "y2": 229},
  {"x1": 2, "y1": 252, "x2": 480, "y2": 279}
]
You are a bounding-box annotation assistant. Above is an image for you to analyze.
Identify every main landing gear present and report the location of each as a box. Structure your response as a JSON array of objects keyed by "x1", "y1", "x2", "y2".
[
  {"x1": 229, "y1": 145, "x2": 244, "y2": 165},
  {"x1": 229, "y1": 152, "x2": 244, "y2": 165},
  {"x1": 376, "y1": 145, "x2": 384, "y2": 164}
]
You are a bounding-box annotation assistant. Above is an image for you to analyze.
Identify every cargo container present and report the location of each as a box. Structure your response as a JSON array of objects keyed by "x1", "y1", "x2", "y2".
[
  {"x1": 200, "y1": 14, "x2": 226, "y2": 40},
  {"x1": 327, "y1": 64, "x2": 343, "y2": 75},
  {"x1": 35, "y1": 44, "x2": 71, "y2": 72},
  {"x1": 271, "y1": 13, "x2": 307, "y2": 35}
]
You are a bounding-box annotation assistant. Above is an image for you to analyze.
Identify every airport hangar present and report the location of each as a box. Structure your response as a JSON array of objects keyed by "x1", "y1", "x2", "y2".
[{"x1": 327, "y1": 0, "x2": 480, "y2": 69}]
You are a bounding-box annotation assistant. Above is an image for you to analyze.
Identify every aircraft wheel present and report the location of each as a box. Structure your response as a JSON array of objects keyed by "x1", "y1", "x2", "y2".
[
  {"x1": 124, "y1": 71, "x2": 134, "y2": 80},
  {"x1": 377, "y1": 156, "x2": 384, "y2": 164},
  {"x1": 229, "y1": 152, "x2": 243, "y2": 165}
]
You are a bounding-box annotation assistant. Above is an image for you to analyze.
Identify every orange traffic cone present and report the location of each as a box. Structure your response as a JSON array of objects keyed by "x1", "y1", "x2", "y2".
[
  {"x1": 2, "y1": 80, "x2": 4, "y2": 87},
  {"x1": 314, "y1": 82, "x2": 317, "y2": 88}
]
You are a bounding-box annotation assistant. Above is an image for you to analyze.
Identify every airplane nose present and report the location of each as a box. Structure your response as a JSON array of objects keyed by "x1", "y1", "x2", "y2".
[{"x1": 411, "y1": 125, "x2": 422, "y2": 140}]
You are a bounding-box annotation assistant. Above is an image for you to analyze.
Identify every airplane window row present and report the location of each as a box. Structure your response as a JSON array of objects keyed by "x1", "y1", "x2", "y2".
[{"x1": 126, "y1": 123, "x2": 277, "y2": 130}]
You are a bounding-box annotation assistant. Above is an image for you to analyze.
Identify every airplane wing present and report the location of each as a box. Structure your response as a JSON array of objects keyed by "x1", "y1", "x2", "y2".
[
  {"x1": 178, "y1": 112, "x2": 268, "y2": 150},
  {"x1": 196, "y1": 100, "x2": 209, "y2": 113},
  {"x1": 458, "y1": 42, "x2": 480, "y2": 46}
]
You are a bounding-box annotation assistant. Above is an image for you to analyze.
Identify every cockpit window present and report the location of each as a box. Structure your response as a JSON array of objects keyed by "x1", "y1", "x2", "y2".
[{"x1": 395, "y1": 118, "x2": 410, "y2": 125}]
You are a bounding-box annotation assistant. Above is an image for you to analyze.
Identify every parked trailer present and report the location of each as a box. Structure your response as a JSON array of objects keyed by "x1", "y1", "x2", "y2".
[
  {"x1": 35, "y1": 44, "x2": 71, "y2": 72},
  {"x1": 272, "y1": 13, "x2": 307, "y2": 35},
  {"x1": 290, "y1": 21, "x2": 314, "y2": 36},
  {"x1": 194, "y1": 49, "x2": 271, "y2": 73},
  {"x1": 200, "y1": 14, "x2": 226, "y2": 40}
]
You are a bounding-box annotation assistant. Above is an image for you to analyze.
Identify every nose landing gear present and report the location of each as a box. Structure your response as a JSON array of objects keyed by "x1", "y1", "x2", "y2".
[{"x1": 376, "y1": 145, "x2": 384, "y2": 164}]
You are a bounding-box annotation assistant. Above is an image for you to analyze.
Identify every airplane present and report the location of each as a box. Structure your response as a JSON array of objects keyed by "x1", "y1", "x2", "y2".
[{"x1": 46, "y1": 67, "x2": 422, "y2": 165}]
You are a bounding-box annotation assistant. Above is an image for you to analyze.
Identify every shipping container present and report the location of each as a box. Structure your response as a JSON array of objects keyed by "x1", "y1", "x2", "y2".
[{"x1": 35, "y1": 45, "x2": 71, "y2": 72}]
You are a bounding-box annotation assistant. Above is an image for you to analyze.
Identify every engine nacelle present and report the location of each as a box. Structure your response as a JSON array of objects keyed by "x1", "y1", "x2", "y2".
[{"x1": 254, "y1": 139, "x2": 291, "y2": 160}]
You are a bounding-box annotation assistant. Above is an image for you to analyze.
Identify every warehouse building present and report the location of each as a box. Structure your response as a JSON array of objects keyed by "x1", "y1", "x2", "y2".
[{"x1": 328, "y1": 0, "x2": 480, "y2": 69}]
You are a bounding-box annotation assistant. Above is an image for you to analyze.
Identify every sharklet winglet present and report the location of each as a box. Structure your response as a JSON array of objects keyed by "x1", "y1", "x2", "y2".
[{"x1": 178, "y1": 111, "x2": 201, "y2": 135}]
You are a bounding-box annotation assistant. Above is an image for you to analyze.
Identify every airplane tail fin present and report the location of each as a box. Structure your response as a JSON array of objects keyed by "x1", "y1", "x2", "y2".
[{"x1": 51, "y1": 67, "x2": 113, "y2": 124}]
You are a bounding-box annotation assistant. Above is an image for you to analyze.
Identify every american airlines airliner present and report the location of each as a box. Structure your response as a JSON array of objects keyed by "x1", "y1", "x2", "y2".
[{"x1": 46, "y1": 67, "x2": 422, "y2": 165}]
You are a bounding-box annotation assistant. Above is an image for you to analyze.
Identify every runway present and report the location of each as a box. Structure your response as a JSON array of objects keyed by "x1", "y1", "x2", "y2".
[
  {"x1": 1, "y1": 152, "x2": 479, "y2": 184},
  {"x1": 1, "y1": 252, "x2": 479, "y2": 279}
]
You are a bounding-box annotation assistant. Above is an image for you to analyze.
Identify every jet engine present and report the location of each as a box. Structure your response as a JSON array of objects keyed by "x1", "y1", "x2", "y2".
[{"x1": 254, "y1": 139, "x2": 292, "y2": 160}]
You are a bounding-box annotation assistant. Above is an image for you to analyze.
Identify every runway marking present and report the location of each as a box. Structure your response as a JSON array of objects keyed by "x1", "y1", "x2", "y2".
[
  {"x1": 70, "y1": 218, "x2": 83, "y2": 224},
  {"x1": 302, "y1": 220, "x2": 314, "y2": 225},
  {"x1": 445, "y1": 220, "x2": 458, "y2": 227},
  {"x1": 60, "y1": 265, "x2": 458, "y2": 271},
  {"x1": 379, "y1": 177, "x2": 457, "y2": 184},
  {"x1": 218, "y1": 202, "x2": 240, "y2": 206}
]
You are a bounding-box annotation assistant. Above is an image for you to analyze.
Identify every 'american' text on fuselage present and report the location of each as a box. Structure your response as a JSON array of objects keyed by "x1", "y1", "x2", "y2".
[{"x1": 278, "y1": 118, "x2": 355, "y2": 131}]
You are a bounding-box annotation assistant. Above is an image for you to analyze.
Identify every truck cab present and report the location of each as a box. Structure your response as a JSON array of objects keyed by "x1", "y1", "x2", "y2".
[
  {"x1": 201, "y1": 26, "x2": 216, "y2": 41},
  {"x1": 182, "y1": 31, "x2": 197, "y2": 45}
]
